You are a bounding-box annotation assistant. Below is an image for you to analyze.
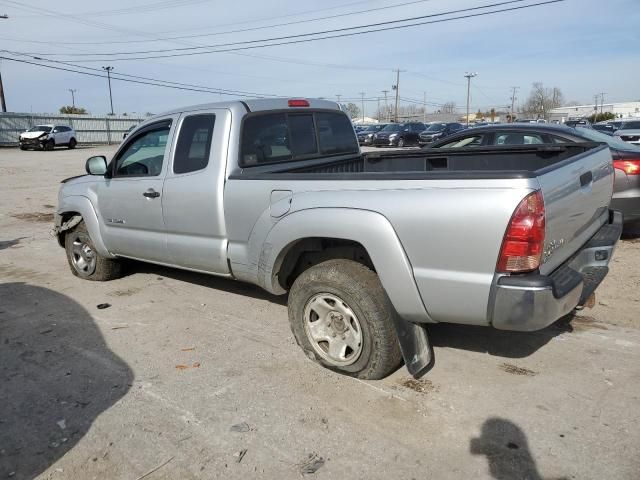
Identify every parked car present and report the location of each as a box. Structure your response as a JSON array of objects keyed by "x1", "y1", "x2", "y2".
[
  {"x1": 19, "y1": 124, "x2": 77, "y2": 150},
  {"x1": 614, "y1": 120, "x2": 640, "y2": 147},
  {"x1": 417, "y1": 122, "x2": 465, "y2": 146},
  {"x1": 564, "y1": 119, "x2": 592, "y2": 128},
  {"x1": 593, "y1": 123, "x2": 616, "y2": 136},
  {"x1": 356, "y1": 123, "x2": 388, "y2": 145},
  {"x1": 427, "y1": 123, "x2": 640, "y2": 228},
  {"x1": 53, "y1": 98, "x2": 621, "y2": 379},
  {"x1": 372, "y1": 122, "x2": 425, "y2": 147}
]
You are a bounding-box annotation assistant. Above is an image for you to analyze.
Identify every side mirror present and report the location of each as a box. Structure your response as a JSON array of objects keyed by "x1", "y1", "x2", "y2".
[{"x1": 86, "y1": 156, "x2": 108, "y2": 175}]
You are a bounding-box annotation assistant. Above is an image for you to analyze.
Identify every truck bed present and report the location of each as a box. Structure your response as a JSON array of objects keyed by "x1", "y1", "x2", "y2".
[{"x1": 243, "y1": 143, "x2": 604, "y2": 179}]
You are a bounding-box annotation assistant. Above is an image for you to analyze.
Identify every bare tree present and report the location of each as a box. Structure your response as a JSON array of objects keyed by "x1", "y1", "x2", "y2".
[
  {"x1": 441, "y1": 102, "x2": 457, "y2": 114},
  {"x1": 341, "y1": 102, "x2": 360, "y2": 120},
  {"x1": 522, "y1": 82, "x2": 565, "y2": 120}
]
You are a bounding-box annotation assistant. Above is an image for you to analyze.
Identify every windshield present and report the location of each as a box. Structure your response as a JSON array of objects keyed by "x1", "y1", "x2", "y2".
[
  {"x1": 28, "y1": 125, "x2": 52, "y2": 133},
  {"x1": 425, "y1": 123, "x2": 446, "y2": 132},
  {"x1": 575, "y1": 127, "x2": 640, "y2": 150},
  {"x1": 381, "y1": 124, "x2": 402, "y2": 132}
]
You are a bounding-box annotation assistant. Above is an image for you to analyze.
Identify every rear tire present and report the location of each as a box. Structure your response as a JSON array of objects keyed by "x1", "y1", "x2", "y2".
[
  {"x1": 288, "y1": 259, "x2": 402, "y2": 380},
  {"x1": 64, "y1": 221, "x2": 122, "y2": 281},
  {"x1": 68, "y1": 138, "x2": 77, "y2": 149}
]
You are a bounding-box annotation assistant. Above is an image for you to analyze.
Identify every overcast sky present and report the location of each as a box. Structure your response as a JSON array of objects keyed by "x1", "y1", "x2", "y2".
[{"x1": 0, "y1": 0, "x2": 638, "y2": 116}]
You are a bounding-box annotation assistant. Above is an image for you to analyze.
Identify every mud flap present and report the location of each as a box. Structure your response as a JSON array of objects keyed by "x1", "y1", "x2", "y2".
[{"x1": 390, "y1": 314, "x2": 433, "y2": 378}]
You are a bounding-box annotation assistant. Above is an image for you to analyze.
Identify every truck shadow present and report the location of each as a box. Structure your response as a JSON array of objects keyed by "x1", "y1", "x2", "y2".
[
  {"x1": 0, "y1": 283, "x2": 133, "y2": 480},
  {"x1": 428, "y1": 317, "x2": 573, "y2": 358},
  {"x1": 131, "y1": 261, "x2": 288, "y2": 306}
]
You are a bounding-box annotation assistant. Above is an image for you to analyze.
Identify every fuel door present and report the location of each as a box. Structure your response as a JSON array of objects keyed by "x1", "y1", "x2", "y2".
[{"x1": 270, "y1": 190, "x2": 293, "y2": 218}]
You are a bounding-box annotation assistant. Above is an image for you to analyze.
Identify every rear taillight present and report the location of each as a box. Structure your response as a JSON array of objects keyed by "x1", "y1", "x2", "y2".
[
  {"x1": 497, "y1": 190, "x2": 545, "y2": 273},
  {"x1": 613, "y1": 158, "x2": 640, "y2": 175}
]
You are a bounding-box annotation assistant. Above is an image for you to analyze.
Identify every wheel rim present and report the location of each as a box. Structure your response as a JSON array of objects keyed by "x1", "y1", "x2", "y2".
[
  {"x1": 69, "y1": 232, "x2": 97, "y2": 275},
  {"x1": 303, "y1": 293, "x2": 363, "y2": 366}
]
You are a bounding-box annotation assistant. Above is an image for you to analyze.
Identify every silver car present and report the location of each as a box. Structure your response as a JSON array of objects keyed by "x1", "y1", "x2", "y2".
[{"x1": 614, "y1": 120, "x2": 640, "y2": 146}]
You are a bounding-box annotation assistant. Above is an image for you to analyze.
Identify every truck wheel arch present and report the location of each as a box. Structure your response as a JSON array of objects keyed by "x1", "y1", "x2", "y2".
[
  {"x1": 261, "y1": 208, "x2": 432, "y2": 324},
  {"x1": 56, "y1": 196, "x2": 114, "y2": 258}
]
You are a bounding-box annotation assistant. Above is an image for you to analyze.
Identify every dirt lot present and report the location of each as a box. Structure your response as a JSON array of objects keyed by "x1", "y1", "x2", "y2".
[{"x1": 1, "y1": 146, "x2": 639, "y2": 480}]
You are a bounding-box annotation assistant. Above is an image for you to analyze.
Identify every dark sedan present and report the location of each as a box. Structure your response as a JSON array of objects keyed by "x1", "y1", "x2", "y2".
[
  {"x1": 356, "y1": 123, "x2": 388, "y2": 145},
  {"x1": 418, "y1": 122, "x2": 465, "y2": 146},
  {"x1": 427, "y1": 124, "x2": 640, "y2": 229},
  {"x1": 372, "y1": 122, "x2": 426, "y2": 147}
]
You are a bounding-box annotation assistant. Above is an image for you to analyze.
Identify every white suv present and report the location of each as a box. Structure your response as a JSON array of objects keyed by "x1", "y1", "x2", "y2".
[{"x1": 19, "y1": 124, "x2": 78, "y2": 150}]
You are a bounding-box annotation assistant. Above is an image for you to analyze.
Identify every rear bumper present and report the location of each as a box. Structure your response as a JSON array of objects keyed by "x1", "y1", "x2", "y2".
[
  {"x1": 490, "y1": 210, "x2": 623, "y2": 331},
  {"x1": 610, "y1": 195, "x2": 640, "y2": 224}
]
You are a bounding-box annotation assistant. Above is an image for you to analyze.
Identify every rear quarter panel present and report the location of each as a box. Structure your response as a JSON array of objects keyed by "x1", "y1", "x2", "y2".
[{"x1": 224, "y1": 177, "x2": 535, "y2": 326}]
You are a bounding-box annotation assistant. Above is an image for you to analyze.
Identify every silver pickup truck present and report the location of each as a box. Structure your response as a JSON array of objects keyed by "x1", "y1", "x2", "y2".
[{"x1": 54, "y1": 98, "x2": 622, "y2": 379}]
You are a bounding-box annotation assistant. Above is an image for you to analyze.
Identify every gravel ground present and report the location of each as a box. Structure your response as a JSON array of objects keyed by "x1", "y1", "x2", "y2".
[{"x1": 1, "y1": 145, "x2": 639, "y2": 480}]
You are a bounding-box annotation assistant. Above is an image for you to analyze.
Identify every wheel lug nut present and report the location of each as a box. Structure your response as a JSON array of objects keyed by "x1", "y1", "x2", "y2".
[
  {"x1": 332, "y1": 333, "x2": 337, "y2": 338},
  {"x1": 341, "y1": 335, "x2": 346, "y2": 340}
]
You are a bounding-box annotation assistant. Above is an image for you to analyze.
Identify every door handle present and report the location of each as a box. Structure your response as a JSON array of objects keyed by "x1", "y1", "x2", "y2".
[
  {"x1": 580, "y1": 171, "x2": 593, "y2": 187},
  {"x1": 143, "y1": 189, "x2": 160, "y2": 198}
]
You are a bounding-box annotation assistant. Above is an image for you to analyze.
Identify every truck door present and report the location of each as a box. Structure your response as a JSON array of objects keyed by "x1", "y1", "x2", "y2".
[
  {"x1": 96, "y1": 117, "x2": 175, "y2": 262},
  {"x1": 162, "y1": 109, "x2": 231, "y2": 274}
]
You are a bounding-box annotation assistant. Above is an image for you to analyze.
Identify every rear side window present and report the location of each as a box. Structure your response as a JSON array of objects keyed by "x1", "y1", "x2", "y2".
[
  {"x1": 623, "y1": 121, "x2": 640, "y2": 129},
  {"x1": 440, "y1": 135, "x2": 484, "y2": 148},
  {"x1": 240, "y1": 111, "x2": 357, "y2": 166},
  {"x1": 494, "y1": 133, "x2": 545, "y2": 145},
  {"x1": 174, "y1": 114, "x2": 215, "y2": 174}
]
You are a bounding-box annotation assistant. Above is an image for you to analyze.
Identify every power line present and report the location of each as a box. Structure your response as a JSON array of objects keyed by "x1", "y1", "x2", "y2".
[
  {"x1": 17, "y1": 0, "x2": 566, "y2": 61},
  {"x1": 1, "y1": 0, "x2": 435, "y2": 45},
  {"x1": 3, "y1": 51, "x2": 289, "y2": 97},
  {"x1": 0, "y1": 55, "x2": 288, "y2": 98}
]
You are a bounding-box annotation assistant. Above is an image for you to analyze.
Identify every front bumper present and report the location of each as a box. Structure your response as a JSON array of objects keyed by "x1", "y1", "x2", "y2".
[
  {"x1": 19, "y1": 137, "x2": 46, "y2": 148},
  {"x1": 490, "y1": 210, "x2": 623, "y2": 331}
]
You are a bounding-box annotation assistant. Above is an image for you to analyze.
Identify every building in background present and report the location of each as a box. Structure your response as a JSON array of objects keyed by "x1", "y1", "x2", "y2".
[{"x1": 549, "y1": 101, "x2": 640, "y2": 123}]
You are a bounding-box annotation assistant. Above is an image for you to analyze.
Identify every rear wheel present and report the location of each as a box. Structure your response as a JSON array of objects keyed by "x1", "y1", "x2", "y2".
[
  {"x1": 64, "y1": 221, "x2": 122, "y2": 281},
  {"x1": 68, "y1": 138, "x2": 77, "y2": 149},
  {"x1": 288, "y1": 259, "x2": 402, "y2": 379}
]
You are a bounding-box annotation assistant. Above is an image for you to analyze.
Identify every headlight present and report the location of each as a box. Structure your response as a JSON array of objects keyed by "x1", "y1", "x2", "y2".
[
  {"x1": 389, "y1": 134, "x2": 398, "y2": 139},
  {"x1": 367, "y1": 133, "x2": 374, "y2": 138},
  {"x1": 39, "y1": 133, "x2": 49, "y2": 139}
]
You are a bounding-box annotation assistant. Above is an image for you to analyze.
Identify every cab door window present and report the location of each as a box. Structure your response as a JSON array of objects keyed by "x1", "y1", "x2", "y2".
[{"x1": 114, "y1": 123, "x2": 171, "y2": 177}]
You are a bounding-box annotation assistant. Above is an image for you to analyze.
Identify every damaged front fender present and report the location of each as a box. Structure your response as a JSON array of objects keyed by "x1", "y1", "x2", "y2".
[{"x1": 51, "y1": 213, "x2": 83, "y2": 247}]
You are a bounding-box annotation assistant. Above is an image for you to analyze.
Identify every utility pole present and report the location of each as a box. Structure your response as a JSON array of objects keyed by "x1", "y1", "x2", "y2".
[
  {"x1": 381, "y1": 90, "x2": 389, "y2": 122},
  {"x1": 376, "y1": 97, "x2": 380, "y2": 122},
  {"x1": 423, "y1": 92, "x2": 427, "y2": 123},
  {"x1": 102, "y1": 66, "x2": 114, "y2": 115},
  {"x1": 359, "y1": 92, "x2": 365, "y2": 123},
  {"x1": 464, "y1": 72, "x2": 478, "y2": 127},
  {"x1": 68, "y1": 89, "x2": 77, "y2": 108},
  {"x1": 599, "y1": 92, "x2": 606, "y2": 115},
  {"x1": 393, "y1": 69, "x2": 402, "y2": 122},
  {"x1": 0, "y1": 15, "x2": 9, "y2": 112},
  {"x1": 594, "y1": 94, "x2": 599, "y2": 120},
  {"x1": 510, "y1": 86, "x2": 519, "y2": 122}
]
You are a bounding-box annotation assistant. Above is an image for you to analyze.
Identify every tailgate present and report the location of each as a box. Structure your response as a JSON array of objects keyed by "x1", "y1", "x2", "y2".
[{"x1": 537, "y1": 144, "x2": 614, "y2": 275}]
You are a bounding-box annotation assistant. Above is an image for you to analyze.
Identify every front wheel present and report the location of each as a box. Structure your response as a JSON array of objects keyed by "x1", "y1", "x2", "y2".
[
  {"x1": 44, "y1": 139, "x2": 55, "y2": 151},
  {"x1": 397, "y1": 137, "x2": 405, "y2": 147},
  {"x1": 288, "y1": 259, "x2": 402, "y2": 379},
  {"x1": 64, "y1": 221, "x2": 123, "y2": 281}
]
